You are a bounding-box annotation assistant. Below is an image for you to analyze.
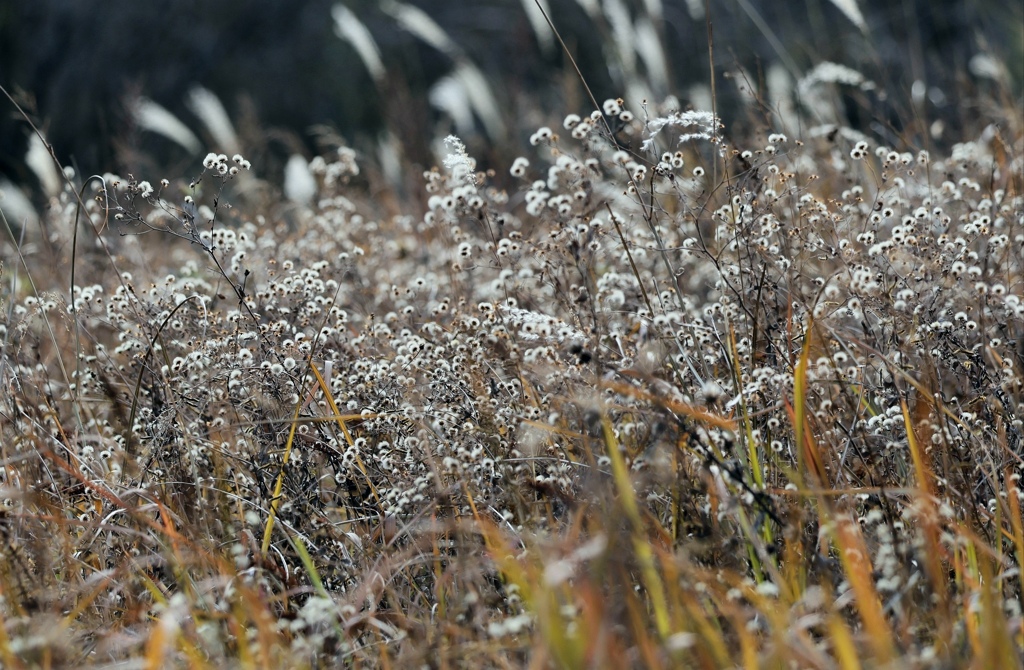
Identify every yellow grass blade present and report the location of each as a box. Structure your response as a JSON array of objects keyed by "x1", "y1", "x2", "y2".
[
  {"x1": 600, "y1": 413, "x2": 672, "y2": 641},
  {"x1": 260, "y1": 390, "x2": 303, "y2": 556},
  {"x1": 828, "y1": 613, "x2": 863, "y2": 670},
  {"x1": 309, "y1": 361, "x2": 380, "y2": 503},
  {"x1": 728, "y1": 325, "x2": 765, "y2": 491}
]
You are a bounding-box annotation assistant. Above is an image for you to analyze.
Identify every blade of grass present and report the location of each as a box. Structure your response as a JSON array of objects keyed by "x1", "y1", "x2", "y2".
[
  {"x1": 308, "y1": 361, "x2": 380, "y2": 503},
  {"x1": 0, "y1": 607, "x2": 25, "y2": 670},
  {"x1": 600, "y1": 413, "x2": 672, "y2": 641},
  {"x1": 601, "y1": 378, "x2": 738, "y2": 432},
  {"x1": 900, "y1": 397, "x2": 953, "y2": 636},
  {"x1": 260, "y1": 389, "x2": 304, "y2": 556},
  {"x1": 828, "y1": 612, "x2": 863, "y2": 670},
  {"x1": 790, "y1": 318, "x2": 829, "y2": 489},
  {"x1": 677, "y1": 585, "x2": 731, "y2": 666},
  {"x1": 290, "y1": 533, "x2": 327, "y2": 598},
  {"x1": 474, "y1": 516, "x2": 583, "y2": 669},
  {"x1": 144, "y1": 613, "x2": 174, "y2": 670},
  {"x1": 831, "y1": 515, "x2": 896, "y2": 663},
  {"x1": 1005, "y1": 466, "x2": 1024, "y2": 607},
  {"x1": 728, "y1": 325, "x2": 765, "y2": 491}
]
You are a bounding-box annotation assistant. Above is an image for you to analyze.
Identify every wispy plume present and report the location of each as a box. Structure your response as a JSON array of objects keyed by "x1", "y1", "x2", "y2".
[
  {"x1": 25, "y1": 133, "x2": 61, "y2": 197},
  {"x1": 187, "y1": 86, "x2": 239, "y2": 155},
  {"x1": 332, "y1": 3, "x2": 386, "y2": 86},
  {"x1": 132, "y1": 97, "x2": 202, "y2": 154},
  {"x1": 641, "y1": 110, "x2": 719, "y2": 154},
  {"x1": 517, "y1": 0, "x2": 554, "y2": 54},
  {"x1": 827, "y1": 0, "x2": 868, "y2": 34}
]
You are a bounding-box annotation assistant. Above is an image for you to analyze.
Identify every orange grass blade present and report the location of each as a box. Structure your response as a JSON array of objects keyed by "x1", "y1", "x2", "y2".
[
  {"x1": 143, "y1": 609, "x2": 176, "y2": 670},
  {"x1": 1006, "y1": 467, "x2": 1024, "y2": 607},
  {"x1": 790, "y1": 318, "x2": 829, "y2": 489},
  {"x1": 0, "y1": 608, "x2": 24, "y2": 670},
  {"x1": 832, "y1": 516, "x2": 896, "y2": 663},
  {"x1": 601, "y1": 379, "x2": 738, "y2": 432},
  {"x1": 900, "y1": 398, "x2": 953, "y2": 633}
]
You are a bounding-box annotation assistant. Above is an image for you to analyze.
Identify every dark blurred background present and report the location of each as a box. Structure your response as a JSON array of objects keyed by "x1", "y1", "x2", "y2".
[{"x1": 1, "y1": 0, "x2": 1021, "y2": 197}]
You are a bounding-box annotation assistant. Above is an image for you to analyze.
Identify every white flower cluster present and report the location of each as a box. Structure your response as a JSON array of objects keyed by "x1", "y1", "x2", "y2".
[{"x1": 202, "y1": 151, "x2": 251, "y2": 175}]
